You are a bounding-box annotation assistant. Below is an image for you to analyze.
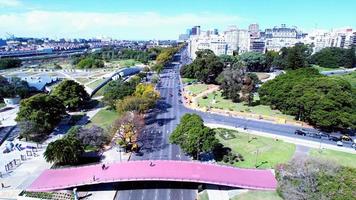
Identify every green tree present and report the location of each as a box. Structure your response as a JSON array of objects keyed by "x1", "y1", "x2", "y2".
[
  {"x1": 103, "y1": 79, "x2": 137, "y2": 108},
  {"x1": 265, "y1": 50, "x2": 279, "y2": 69},
  {"x1": 170, "y1": 114, "x2": 218, "y2": 159},
  {"x1": 309, "y1": 46, "x2": 356, "y2": 68},
  {"x1": 285, "y1": 43, "x2": 312, "y2": 69},
  {"x1": 0, "y1": 58, "x2": 22, "y2": 69},
  {"x1": 239, "y1": 51, "x2": 268, "y2": 72},
  {"x1": 0, "y1": 76, "x2": 31, "y2": 100},
  {"x1": 44, "y1": 133, "x2": 84, "y2": 165},
  {"x1": 259, "y1": 68, "x2": 355, "y2": 130},
  {"x1": 181, "y1": 50, "x2": 224, "y2": 84},
  {"x1": 76, "y1": 57, "x2": 104, "y2": 69},
  {"x1": 51, "y1": 80, "x2": 90, "y2": 111},
  {"x1": 16, "y1": 94, "x2": 66, "y2": 141}
]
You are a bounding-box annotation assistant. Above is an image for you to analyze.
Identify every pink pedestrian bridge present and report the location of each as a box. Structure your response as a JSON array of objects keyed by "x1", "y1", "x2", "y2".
[{"x1": 27, "y1": 160, "x2": 277, "y2": 192}]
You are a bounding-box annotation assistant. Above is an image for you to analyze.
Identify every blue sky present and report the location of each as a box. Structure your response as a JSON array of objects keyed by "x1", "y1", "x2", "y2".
[{"x1": 0, "y1": 0, "x2": 355, "y2": 39}]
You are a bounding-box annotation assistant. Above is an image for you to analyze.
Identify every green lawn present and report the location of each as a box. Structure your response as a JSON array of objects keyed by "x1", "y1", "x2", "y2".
[
  {"x1": 231, "y1": 191, "x2": 282, "y2": 200},
  {"x1": 182, "y1": 78, "x2": 197, "y2": 84},
  {"x1": 215, "y1": 128, "x2": 295, "y2": 169},
  {"x1": 335, "y1": 71, "x2": 356, "y2": 88},
  {"x1": 198, "y1": 91, "x2": 295, "y2": 120},
  {"x1": 86, "y1": 109, "x2": 120, "y2": 129},
  {"x1": 108, "y1": 59, "x2": 141, "y2": 67},
  {"x1": 87, "y1": 78, "x2": 105, "y2": 89},
  {"x1": 0, "y1": 103, "x2": 5, "y2": 109},
  {"x1": 75, "y1": 77, "x2": 92, "y2": 84},
  {"x1": 309, "y1": 149, "x2": 356, "y2": 168},
  {"x1": 186, "y1": 84, "x2": 209, "y2": 96},
  {"x1": 312, "y1": 65, "x2": 343, "y2": 72}
]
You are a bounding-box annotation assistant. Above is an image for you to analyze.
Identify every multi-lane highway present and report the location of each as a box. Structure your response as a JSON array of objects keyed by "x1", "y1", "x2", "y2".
[
  {"x1": 115, "y1": 58, "x2": 197, "y2": 200},
  {"x1": 115, "y1": 47, "x2": 354, "y2": 200}
]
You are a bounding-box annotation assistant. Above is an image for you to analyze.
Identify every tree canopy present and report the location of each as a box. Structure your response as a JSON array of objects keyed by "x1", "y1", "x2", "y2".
[
  {"x1": 180, "y1": 49, "x2": 224, "y2": 84},
  {"x1": 0, "y1": 58, "x2": 21, "y2": 69},
  {"x1": 51, "y1": 80, "x2": 90, "y2": 111},
  {"x1": 309, "y1": 47, "x2": 356, "y2": 68},
  {"x1": 259, "y1": 68, "x2": 355, "y2": 130},
  {"x1": 16, "y1": 94, "x2": 66, "y2": 141},
  {"x1": 0, "y1": 76, "x2": 31, "y2": 100},
  {"x1": 277, "y1": 158, "x2": 356, "y2": 200},
  {"x1": 239, "y1": 51, "x2": 268, "y2": 72},
  {"x1": 170, "y1": 114, "x2": 219, "y2": 159},
  {"x1": 102, "y1": 79, "x2": 137, "y2": 108},
  {"x1": 76, "y1": 57, "x2": 104, "y2": 69},
  {"x1": 44, "y1": 132, "x2": 84, "y2": 165}
]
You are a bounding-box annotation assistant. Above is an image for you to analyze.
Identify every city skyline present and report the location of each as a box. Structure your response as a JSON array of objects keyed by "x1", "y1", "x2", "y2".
[{"x1": 0, "y1": 0, "x2": 356, "y2": 39}]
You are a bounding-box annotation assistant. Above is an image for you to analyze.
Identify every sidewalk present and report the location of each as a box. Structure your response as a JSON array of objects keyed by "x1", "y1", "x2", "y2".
[{"x1": 206, "y1": 123, "x2": 356, "y2": 154}]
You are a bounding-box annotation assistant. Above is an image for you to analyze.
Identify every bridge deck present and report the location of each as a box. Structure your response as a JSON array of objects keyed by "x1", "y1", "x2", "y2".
[{"x1": 27, "y1": 160, "x2": 277, "y2": 192}]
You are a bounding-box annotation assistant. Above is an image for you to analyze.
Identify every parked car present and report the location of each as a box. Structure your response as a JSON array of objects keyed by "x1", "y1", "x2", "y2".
[
  {"x1": 329, "y1": 136, "x2": 341, "y2": 142},
  {"x1": 336, "y1": 141, "x2": 343, "y2": 146},
  {"x1": 295, "y1": 129, "x2": 307, "y2": 136}
]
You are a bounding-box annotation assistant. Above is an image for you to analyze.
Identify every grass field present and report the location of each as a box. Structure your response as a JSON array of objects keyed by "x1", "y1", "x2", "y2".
[
  {"x1": 312, "y1": 65, "x2": 342, "y2": 72},
  {"x1": 75, "y1": 77, "x2": 92, "y2": 84},
  {"x1": 182, "y1": 78, "x2": 197, "y2": 84},
  {"x1": 87, "y1": 78, "x2": 105, "y2": 89},
  {"x1": 86, "y1": 109, "x2": 120, "y2": 129},
  {"x1": 215, "y1": 128, "x2": 295, "y2": 169},
  {"x1": 110, "y1": 59, "x2": 141, "y2": 67},
  {"x1": 198, "y1": 91, "x2": 295, "y2": 120},
  {"x1": 309, "y1": 149, "x2": 356, "y2": 168},
  {"x1": 335, "y1": 71, "x2": 356, "y2": 88},
  {"x1": 231, "y1": 191, "x2": 282, "y2": 200},
  {"x1": 186, "y1": 84, "x2": 209, "y2": 96}
]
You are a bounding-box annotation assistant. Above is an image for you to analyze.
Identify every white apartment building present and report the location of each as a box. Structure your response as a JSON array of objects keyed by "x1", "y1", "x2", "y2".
[
  {"x1": 264, "y1": 24, "x2": 304, "y2": 51},
  {"x1": 188, "y1": 34, "x2": 227, "y2": 59},
  {"x1": 187, "y1": 26, "x2": 250, "y2": 59},
  {"x1": 305, "y1": 28, "x2": 355, "y2": 53}
]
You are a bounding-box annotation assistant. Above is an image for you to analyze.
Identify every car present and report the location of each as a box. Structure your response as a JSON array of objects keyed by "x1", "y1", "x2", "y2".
[
  {"x1": 294, "y1": 130, "x2": 306, "y2": 136},
  {"x1": 329, "y1": 136, "x2": 340, "y2": 142},
  {"x1": 336, "y1": 141, "x2": 343, "y2": 146}
]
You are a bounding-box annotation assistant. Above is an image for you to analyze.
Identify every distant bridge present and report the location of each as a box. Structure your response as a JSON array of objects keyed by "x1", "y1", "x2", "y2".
[{"x1": 27, "y1": 160, "x2": 277, "y2": 192}]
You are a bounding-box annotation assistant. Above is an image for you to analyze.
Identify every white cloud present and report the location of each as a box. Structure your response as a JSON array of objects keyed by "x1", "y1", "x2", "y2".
[
  {"x1": 0, "y1": 0, "x2": 22, "y2": 7},
  {"x1": 0, "y1": 10, "x2": 243, "y2": 39}
]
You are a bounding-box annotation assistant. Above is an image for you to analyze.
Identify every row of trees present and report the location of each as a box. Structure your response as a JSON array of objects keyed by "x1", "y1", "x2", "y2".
[
  {"x1": 277, "y1": 158, "x2": 355, "y2": 200},
  {"x1": 259, "y1": 68, "x2": 355, "y2": 130},
  {"x1": 309, "y1": 46, "x2": 356, "y2": 68},
  {"x1": 170, "y1": 114, "x2": 219, "y2": 159},
  {"x1": 152, "y1": 46, "x2": 180, "y2": 73},
  {"x1": 0, "y1": 58, "x2": 22, "y2": 69},
  {"x1": 16, "y1": 80, "x2": 90, "y2": 141}
]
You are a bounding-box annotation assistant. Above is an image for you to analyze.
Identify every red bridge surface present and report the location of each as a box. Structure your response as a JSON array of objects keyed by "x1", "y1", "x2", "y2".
[{"x1": 27, "y1": 160, "x2": 277, "y2": 192}]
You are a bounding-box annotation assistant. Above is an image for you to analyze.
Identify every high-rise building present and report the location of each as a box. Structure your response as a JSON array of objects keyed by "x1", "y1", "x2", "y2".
[
  {"x1": 249, "y1": 23, "x2": 260, "y2": 38},
  {"x1": 191, "y1": 26, "x2": 201, "y2": 36}
]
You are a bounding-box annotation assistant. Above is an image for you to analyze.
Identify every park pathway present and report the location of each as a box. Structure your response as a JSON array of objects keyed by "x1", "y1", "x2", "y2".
[{"x1": 292, "y1": 145, "x2": 310, "y2": 159}]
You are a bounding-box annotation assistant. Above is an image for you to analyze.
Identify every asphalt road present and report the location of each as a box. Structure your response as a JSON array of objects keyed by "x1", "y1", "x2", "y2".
[
  {"x1": 115, "y1": 56, "x2": 197, "y2": 200},
  {"x1": 115, "y1": 47, "x2": 355, "y2": 200}
]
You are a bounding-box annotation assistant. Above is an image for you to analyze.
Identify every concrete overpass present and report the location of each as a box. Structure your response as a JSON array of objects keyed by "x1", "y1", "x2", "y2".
[{"x1": 27, "y1": 160, "x2": 277, "y2": 192}]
